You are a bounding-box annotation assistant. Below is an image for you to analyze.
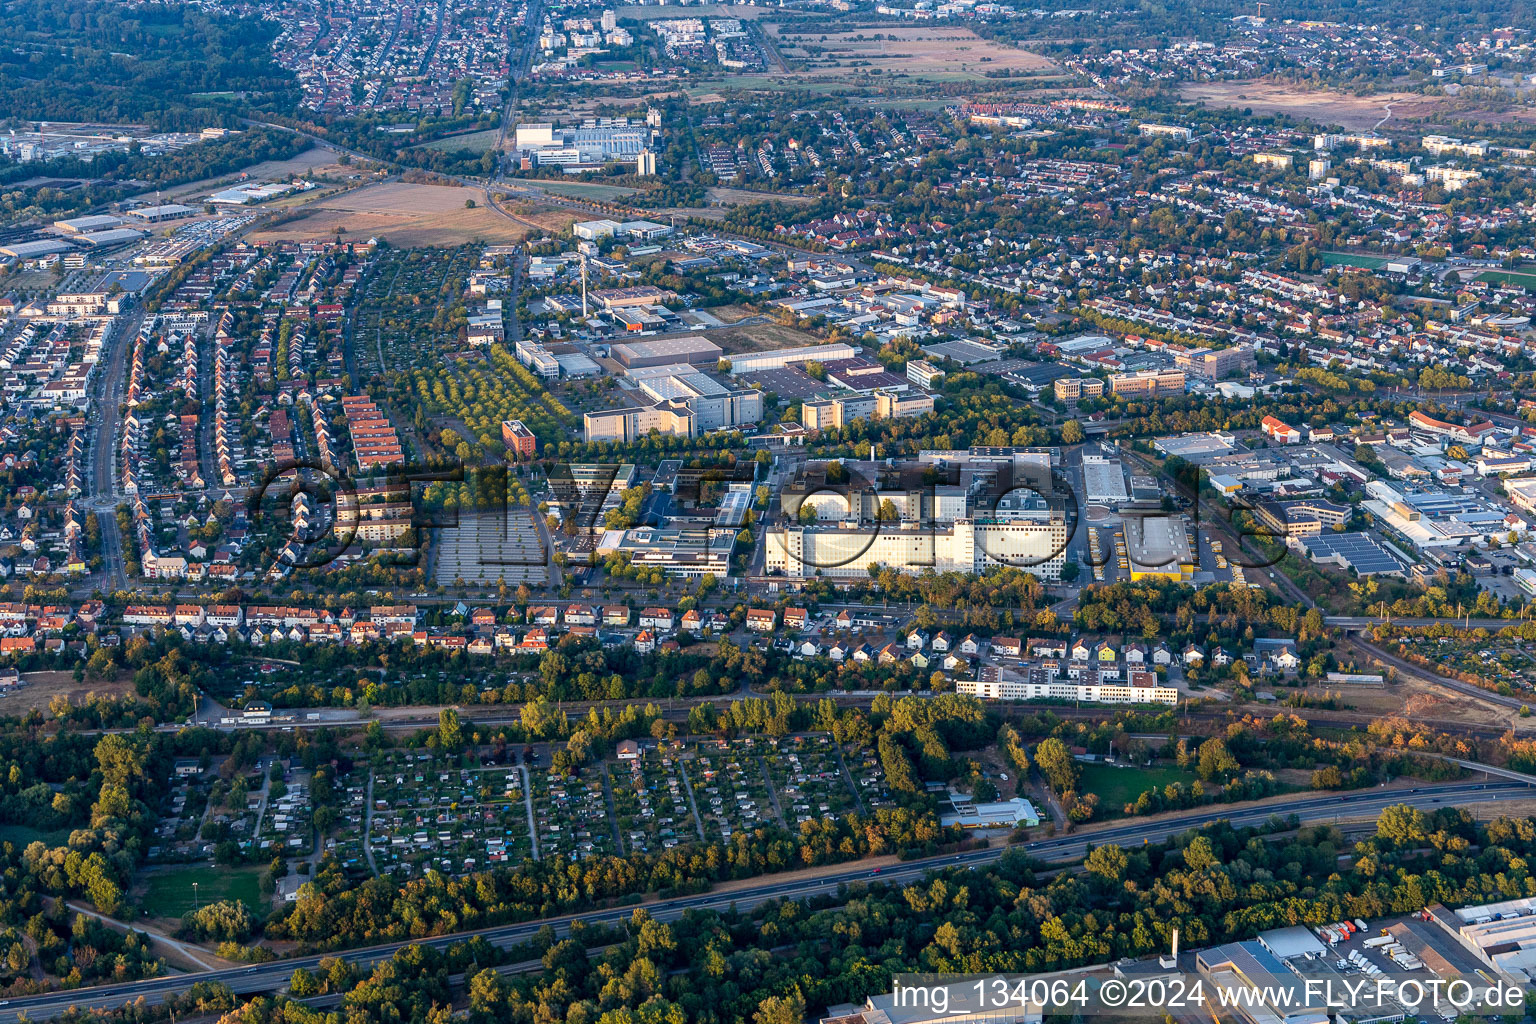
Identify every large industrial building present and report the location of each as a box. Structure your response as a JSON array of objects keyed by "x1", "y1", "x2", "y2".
[
  {"x1": 1082, "y1": 454, "x2": 1131, "y2": 506},
  {"x1": 765, "y1": 515, "x2": 1068, "y2": 581},
  {"x1": 630, "y1": 366, "x2": 764, "y2": 433},
  {"x1": 513, "y1": 119, "x2": 653, "y2": 170},
  {"x1": 1428, "y1": 898, "x2": 1536, "y2": 976},
  {"x1": 1122, "y1": 513, "x2": 1196, "y2": 580},
  {"x1": 780, "y1": 465, "x2": 968, "y2": 525},
  {"x1": 729, "y1": 342, "x2": 858, "y2": 374},
  {"x1": 595, "y1": 526, "x2": 735, "y2": 578},
  {"x1": 801, "y1": 390, "x2": 934, "y2": 430},
  {"x1": 610, "y1": 335, "x2": 720, "y2": 369},
  {"x1": 583, "y1": 378, "x2": 761, "y2": 442}
]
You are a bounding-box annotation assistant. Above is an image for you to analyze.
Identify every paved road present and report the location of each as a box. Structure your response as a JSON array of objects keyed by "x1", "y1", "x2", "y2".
[{"x1": 2, "y1": 780, "x2": 1524, "y2": 1022}]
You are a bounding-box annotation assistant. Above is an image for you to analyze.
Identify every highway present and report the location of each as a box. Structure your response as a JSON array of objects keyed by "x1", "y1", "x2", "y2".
[{"x1": 1, "y1": 780, "x2": 1527, "y2": 1023}]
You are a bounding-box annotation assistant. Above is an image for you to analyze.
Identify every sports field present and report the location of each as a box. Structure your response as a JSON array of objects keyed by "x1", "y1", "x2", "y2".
[
  {"x1": 1078, "y1": 762, "x2": 1198, "y2": 809},
  {"x1": 1322, "y1": 252, "x2": 1389, "y2": 269},
  {"x1": 141, "y1": 865, "x2": 265, "y2": 916},
  {"x1": 1476, "y1": 269, "x2": 1536, "y2": 290}
]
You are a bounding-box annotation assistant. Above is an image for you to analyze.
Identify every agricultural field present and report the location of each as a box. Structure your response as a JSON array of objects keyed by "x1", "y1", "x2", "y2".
[
  {"x1": 368, "y1": 750, "x2": 536, "y2": 877},
  {"x1": 248, "y1": 181, "x2": 573, "y2": 247},
  {"x1": 407, "y1": 343, "x2": 578, "y2": 453},
  {"x1": 416, "y1": 129, "x2": 504, "y2": 154},
  {"x1": 765, "y1": 24, "x2": 1057, "y2": 80},
  {"x1": 1176, "y1": 82, "x2": 1446, "y2": 132},
  {"x1": 513, "y1": 178, "x2": 639, "y2": 202},
  {"x1": 617, "y1": 4, "x2": 775, "y2": 19}
]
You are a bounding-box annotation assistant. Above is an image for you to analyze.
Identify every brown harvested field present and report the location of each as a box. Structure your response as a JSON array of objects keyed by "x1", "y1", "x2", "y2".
[
  {"x1": 767, "y1": 24, "x2": 1056, "y2": 77},
  {"x1": 707, "y1": 185, "x2": 814, "y2": 206},
  {"x1": 708, "y1": 304, "x2": 760, "y2": 324},
  {"x1": 1178, "y1": 81, "x2": 1452, "y2": 131},
  {"x1": 247, "y1": 181, "x2": 579, "y2": 246},
  {"x1": 8, "y1": 670, "x2": 132, "y2": 717},
  {"x1": 712, "y1": 320, "x2": 826, "y2": 354}
]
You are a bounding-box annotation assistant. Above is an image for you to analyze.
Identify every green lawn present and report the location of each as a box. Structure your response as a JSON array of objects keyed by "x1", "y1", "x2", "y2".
[
  {"x1": 1078, "y1": 762, "x2": 1197, "y2": 810},
  {"x1": 0, "y1": 824, "x2": 73, "y2": 847},
  {"x1": 1321, "y1": 252, "x2": 1389, "y2": 269},
  {"x1": 140, "y1": 865, "x2": 264, "y2": 917},
  {"x1": 416, "y1": 129, "x2": 503, "y2": 154},
  {"x1": 509, "y1": 178, "x2": 638, "y2": 201},
  {"x1": 1475, "y1": 269, "x2": 1536, "y2": 290}
]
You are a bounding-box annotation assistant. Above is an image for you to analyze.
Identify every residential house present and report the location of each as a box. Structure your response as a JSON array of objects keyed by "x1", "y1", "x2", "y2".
[
  {"x1": 639, "y1": 607, "x2": 673, "y2": 631},
  {"x1": 993, "y1": 637, "x2": 1023, "y2": 658}
]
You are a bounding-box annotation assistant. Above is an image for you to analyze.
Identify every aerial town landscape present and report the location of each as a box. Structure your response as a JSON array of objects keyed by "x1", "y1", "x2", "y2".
[{"x1": 11, "y1": 0, "x2": 1536, "y2": 1021}]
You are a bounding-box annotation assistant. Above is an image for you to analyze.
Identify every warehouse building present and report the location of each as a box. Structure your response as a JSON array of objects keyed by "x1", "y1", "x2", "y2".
[
  {"x1": 125, "y1": 203, "x2": 196, "y2": 223},
  {"x1": 730, "y1": 342, "x2": 858, "y2": 374},
  {"x1": 611, "y1": 334, "x2": 719, "y2": 369},
  {"x1": 1123, "y1": 513, "x2": 1195, "y2": 580},
  {"x1": 513, "y1": 119, "x2": 653, "y2": 170},
  {"x1": 766, "y1": 515, "x2": 1068, "y2": 581}
]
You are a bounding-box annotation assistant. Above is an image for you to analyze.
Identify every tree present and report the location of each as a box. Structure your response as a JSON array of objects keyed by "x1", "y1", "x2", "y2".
[
  {"x1": 290, "y1": 967, "x2": 320, "y2": 997},
  {"x1": 797, "y1": 503, "x2": 819, "y2": 525},
  {"x1": 1034, "y1": 737, "x2": 1078, "y2": 795},
  {"x1": 1183, "y1": 835, "x2": 1220, "y2": 871},
  {"x1": 437, "y1": 708, "x2": 463, "y2": 749},
  {"x1": 878, "y1": 498, "x2": 900, "y2": 523},
  {"x1": 1061, "y1": 419, "x2": 1085, "y2": 444},
  {"x1": 1376, "y1": 804, "x2": 1430, "y2": 847},
  {"x1": 1085, "y1": 844, "x2": 1128, "y2": 881},
  {"x1": 1195, "y1": 737, "x2": 1239, "y2": 782},
  {"x1": 755, "y1": 990, "x2": 806, "y2": 1024}
]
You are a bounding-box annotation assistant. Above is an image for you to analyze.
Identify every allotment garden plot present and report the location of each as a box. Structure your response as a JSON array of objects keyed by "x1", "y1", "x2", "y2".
[
  {"x1": 368, "y1": 750, "x2": 535, "y2": 877},
  {"x1": 532, "y1": 762, "x2": 619, "y2": 860},
  {"x1": 611, "y1": 736, "x2": 875, "y2": 849},
  {"x1": 609, "y1": 747, "x2": 703, "y2": 854},
  {"x1": 280, "y1": 736, "x2": 889, "y2": 879}
]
